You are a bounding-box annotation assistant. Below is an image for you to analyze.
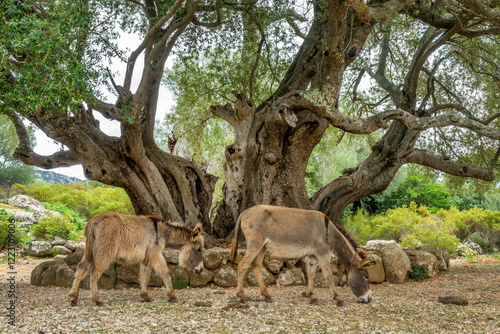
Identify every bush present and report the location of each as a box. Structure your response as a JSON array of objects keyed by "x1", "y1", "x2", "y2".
[
  {"x1": 408, "y1": 263, "x2": 429, "y2": 281},
  {"x1": 13, "y1": 181, "x2": 133, "y2": 218},
  {"x1": 0, "y1": 210, "x2": 28, "y2": 249},
  {"x1": 31, "y1": 214, "x2": 79, "y2": 241},
  {"x1": 345, "y1": 202, "x2": 460, "y2": 252}
]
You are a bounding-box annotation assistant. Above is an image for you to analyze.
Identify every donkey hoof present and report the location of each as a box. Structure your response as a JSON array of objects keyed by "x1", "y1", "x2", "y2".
[
  {"x1": 142, "y1": 297, "x2": 153, "y2": 303},
  {"x1": 336, "y1": 300, "x2": 346, "y2": 307},
  {"x1": 169, "y1": 297, "x2": 178, "y2": 303},
  {"x1": 95, "y1": 300, "x2": 105, "y2": 307},
  {"x1": 264, "y1": 297, "x2": 273, "y2": 303},
  {"x1": 310, "y1": 297, "x2": 318, "y2": 305},
  {"x1": 301, "y1": 291, "x2": 308, "y2": 298},
  {"x1": 70, "y1": 301, "x2": 78, "y2": 307}
]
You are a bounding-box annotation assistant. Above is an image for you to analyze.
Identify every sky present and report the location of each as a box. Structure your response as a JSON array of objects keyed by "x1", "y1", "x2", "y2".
[{"x1": 32, "y1": 32, "x2": 174, "y2": 180}]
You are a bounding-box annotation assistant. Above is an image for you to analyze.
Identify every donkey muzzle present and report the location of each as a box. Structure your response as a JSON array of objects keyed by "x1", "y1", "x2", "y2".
[
  {"x1": 357, "y1": 290, "x2": 372, "y2": 303},
  {"x1": 194, "y1": 262, "x2": 204, "y2": 275}
]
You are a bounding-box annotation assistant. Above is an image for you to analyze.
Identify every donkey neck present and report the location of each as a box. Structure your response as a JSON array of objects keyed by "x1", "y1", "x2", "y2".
[
  {"x1": 161, "y1": 224, "x2": 191, "y2": 249},
  {"x1": 329, "y1": 224, "x2": 357, "y2": 268}
]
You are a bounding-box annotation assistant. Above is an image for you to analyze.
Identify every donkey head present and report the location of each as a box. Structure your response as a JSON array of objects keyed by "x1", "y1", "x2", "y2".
[
  {"x1": 178, "y1": 223, "x2": 204, "y2": 274},
  {"x1": 344, "y1": 248, "x2": 376, "y2": 303}
]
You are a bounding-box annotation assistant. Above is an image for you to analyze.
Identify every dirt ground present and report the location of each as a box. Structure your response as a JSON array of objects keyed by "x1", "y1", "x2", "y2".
[{"x1": 1, "y1": 256, "x2": 499, "y2": 334}]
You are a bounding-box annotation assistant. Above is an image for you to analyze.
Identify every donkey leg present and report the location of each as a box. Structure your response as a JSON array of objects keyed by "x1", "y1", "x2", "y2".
[
  {"x1": 68, "y1": 260, "x2": 92, "y2": 306},
  {"x1": 302, "y1": 256, "x2": 319, "y2": 304},
  {"x1": 251, "y1": 249, "x2": 272, "y2": 302},
  {"x1": 90, "y1": 258, "x2": 111, "y2": 306},
  {"x1": 318, "y1": 254, "x2": 345, "y2": 307},
  {"x1": 236, "y1": 240, "x2": 265, "y2": 303},
  {"x1": 149, "y1": 250, "x2": 176, "y2": 302},
  {"x1": 139, "y1": 261, "x2": 153, "y2": 302}
]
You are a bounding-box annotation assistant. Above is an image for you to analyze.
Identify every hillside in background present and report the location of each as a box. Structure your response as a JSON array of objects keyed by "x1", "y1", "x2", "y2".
[{"x1": 35, "y1": 169, "x2": 84, "y2": 184}]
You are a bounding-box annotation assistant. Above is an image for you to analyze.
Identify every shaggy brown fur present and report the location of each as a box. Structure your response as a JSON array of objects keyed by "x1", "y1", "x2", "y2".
[
  {"x1": 68, "y1": 212, "x2": 204, "y2": 306},
  {"x1": 229, "y1": 205, "x2": 375, "y2": 305}
]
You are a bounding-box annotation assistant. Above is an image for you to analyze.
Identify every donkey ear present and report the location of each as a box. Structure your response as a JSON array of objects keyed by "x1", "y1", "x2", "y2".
[
  {"x1": 358, "y1": 260, "x2": 376, "y2": 269},
  {"x1": 191, "y1": 223, "x2": 202, "y2": 238}
]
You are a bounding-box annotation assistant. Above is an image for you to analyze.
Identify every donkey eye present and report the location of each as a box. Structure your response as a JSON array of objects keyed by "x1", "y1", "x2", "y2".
[
  {"x1": 197, "y1": 247, "x2": 202, "y2": 253},
  {"x1": 364, "y1": 275, "x2": 369, "y2": 280}
]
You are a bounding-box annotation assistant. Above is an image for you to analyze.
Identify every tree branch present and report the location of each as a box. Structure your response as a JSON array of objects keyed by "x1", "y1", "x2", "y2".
[{"x1": 407, "y1": 149, "x2": 495, "y2": 181}]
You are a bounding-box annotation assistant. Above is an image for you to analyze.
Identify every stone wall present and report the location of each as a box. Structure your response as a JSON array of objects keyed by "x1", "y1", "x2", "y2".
[{"x1": 31, "y1": 242, "x2": 450, "y2": 289}]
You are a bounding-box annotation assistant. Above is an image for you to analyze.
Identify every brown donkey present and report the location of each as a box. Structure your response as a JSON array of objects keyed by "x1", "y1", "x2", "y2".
[
  {"x1": 68, "y1": 212, "x2": 204, "y2": 306},
  {"x1": 229, "y1": 205, "x2": 375, "y2": 306}
]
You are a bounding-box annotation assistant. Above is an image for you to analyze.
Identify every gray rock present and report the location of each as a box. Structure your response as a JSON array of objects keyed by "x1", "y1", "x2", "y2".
[
  {"x1": 24, "y1": 240, "x2": 53, "y2": 257},
  {"x1": 277, "y1": 268, "x2": 305, "y2": 286},
  {"x1": 213, "y1": 265, "x2": 238, "y2": 287},
  {"x1": 52, "y1": 245, "x2": 73, "y2": 256},
  {"x1": 64, "y1": 240, "x2": 77, "y2": 251},
  {"x1": 64, "y1": 252, "x2": 84, "y2": 267},
  {"x1": 56, "y1": 263, "x2": 75, "y2": 288},
  {"x1": 285, "y1": 259, "x2": 298, "y2": 268},
  {"x1": 263, "y1": 254, "x2": 283, "y2": 274},
  {"x1": 430, "y1": 249, "x2": 450, "y2": 271},
  {"x1": 170, "y1": 267, "x2": 190, "y2": 289},
  {"x1": 365, "y1": 252, "x2": 385, "y2": 284},
  {"x1": 51, "y1": 236, "x2": 66, "y2": 246},
  {"x1": 8, "y1": 195, "x2": 45, "y2": 211},
  {"x1": 246, "y1": 267, "x2": 276, "y2": 286},
  {"x1": 82, "y1": 263, "x2": 117, "y2": 289},
  {"x1": 53, "y1": 254, "x2": 68, "y2": 262},
  {"x1": 189, "y1": 268, "x2": 214, "y2": 288},
  {"x1": 163, "y1": 250, "x2": 179, "y2": 264},
  {"x1": 404, "y1": 250, "x2": 440, "y2": 278},
  {"x1": 31, "y1": 261, "x2": 53, "y2": 286},
  {"x1": 438, "y1": 295, "x2": 469, "y2": 306},
  {"x1": 366, "y1": 240, "x2": 411, "y2": 283},
  {"x1": 75, "y1": 242, "x2": 86, "y2": 253},
  {"x1": 202, "y1": 250, "x2": 223, "y2": 270},
  {"x1": 116, "y1": 263, "x2": 163, "y2": 287}
]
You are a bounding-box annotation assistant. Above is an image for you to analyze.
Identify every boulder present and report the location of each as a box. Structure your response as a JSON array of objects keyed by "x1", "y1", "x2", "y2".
[
  {"x1": 189, "y1": 268, "x2": 214, "y2": 288},
  {"x1": 277, "y1": 268, "x2": 306, "y2": 286},
  {"x1": 202, "y1": 250, "x2": 224, "y2": 270},
  {"x1": 52, "y1": 245, "x2": 73, "y2": 256},
  {"x1": 75, "y1": 242, "x2": 86, "y2": 253},
  {"x1": 170, "y1": 267, "x2": 190, "y2": 289},
  {"x1": 24, "y1": 240, "x2": 53, "y2": 257},
  {"x1": 64, "y1": 252, "x2": 84, "y2": 267},
  {"x1": 404, "y1": 250, "x2": 440, "y2": 278},
  {"x1": 31, "y1": 261, "x2": 53, "y2": 286},
  {"x1": 246, "y1": 267, "x2": 276, "y2": 286},
  {"x1": 51, "y1": 237, "x2": 66, "y2": 246},
  {"x1": 430, "y1": 249, "x2": 450, "y2": 271},
  {"x1": 64, "y1": 240, "x2": 77, "y2": 251},
  {"x1": 8, "y1": 195, "x2": 45, "y2": 211},
  {"x1": 464, "y1": 241, "x2": 482, "y2": 254},
  {"x1": 365, "y1": 240, "x2": 411, "y2": 283},
  {"x1": 55, "y1": 263, "x2": 76, "y2": 288},
  {"x1": 312, "y1": 272, "x2": 338, "y2": 288},
  {"x1": 163, "y1": 250, "x2": 179, "y2": 264},
  {"x1": 116, "y1": 263, "x2": 163, "y2": 287},
  {"x1": 263, "y1": 253, "x2": 283, "y2": 274},
  {"x1": 365, "y1": 252, "x2": 385, "y2": 284},
  {"x1": 213, "y1": 265, "x2": 238, "y2": 287}
]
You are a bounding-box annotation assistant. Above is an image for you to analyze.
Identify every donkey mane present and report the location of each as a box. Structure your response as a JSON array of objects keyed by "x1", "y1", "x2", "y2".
[
  {"x1": 326, "y1": 216, "x2": 367, "y2": 260},
  {"x1": 145, "y1": 215, "x2": 193, "y2": 235}
]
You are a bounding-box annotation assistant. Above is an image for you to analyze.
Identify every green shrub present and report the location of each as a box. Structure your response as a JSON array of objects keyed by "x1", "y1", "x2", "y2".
[
  {"x1": 0, "y1": 210, "x2": 28, "y2": 248},
  {"x1": 31, "y1": 214, "x2": 78, "y2": 241},
  {"x1": 13, "y1": 181, "x2": 133, "y2": 218},
  {"x1": 345, "y1": 202, "x2": 460, "y2": 252},
  {"x1": 408, "y1": 263, "x2": 429, "y2": 281}
]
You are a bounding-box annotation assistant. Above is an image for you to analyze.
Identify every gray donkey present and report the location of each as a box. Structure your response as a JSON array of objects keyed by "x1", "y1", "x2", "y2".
[
  {"x1": 69, "y1": 212, "x2": 204, "y2": 306},
  {"x1": 229, "y1": 205, "x2": 375, "y2": 306}
]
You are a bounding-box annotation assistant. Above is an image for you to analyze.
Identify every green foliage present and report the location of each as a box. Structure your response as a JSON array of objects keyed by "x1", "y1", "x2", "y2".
[
  {"x1": 31, "y1": 214, "x2": 78, "y2": 241},
  {"x1": 344, "y1": 202, "x2": 460, "y2": 252},
  {"x1": 0, "y1": 115, "x2": 35, "y2": 186},
  {"x1": 408, "y1": 263, "x2": 429, "y2": 281},
  {"x1": 14, "y1": 180, "x2": 133, "y2": 218},
  {"x1": 374, "y1": 170, "x2": 450, "y2": 214},
  {"x1": 0, "y1": 209, "x2": 28, "y2": 248},
  {"x1": 44, "y1": 203, "x2": 86, "y2": 230}
]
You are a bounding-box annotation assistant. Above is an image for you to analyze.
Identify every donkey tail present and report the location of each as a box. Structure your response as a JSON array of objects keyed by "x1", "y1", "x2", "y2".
[
  {"x1": 228, "y1": 215, "x2": 242, "y2": 264},
  {"x1": 83, "y1": 217, "x2": 96, "y2": 264}
]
